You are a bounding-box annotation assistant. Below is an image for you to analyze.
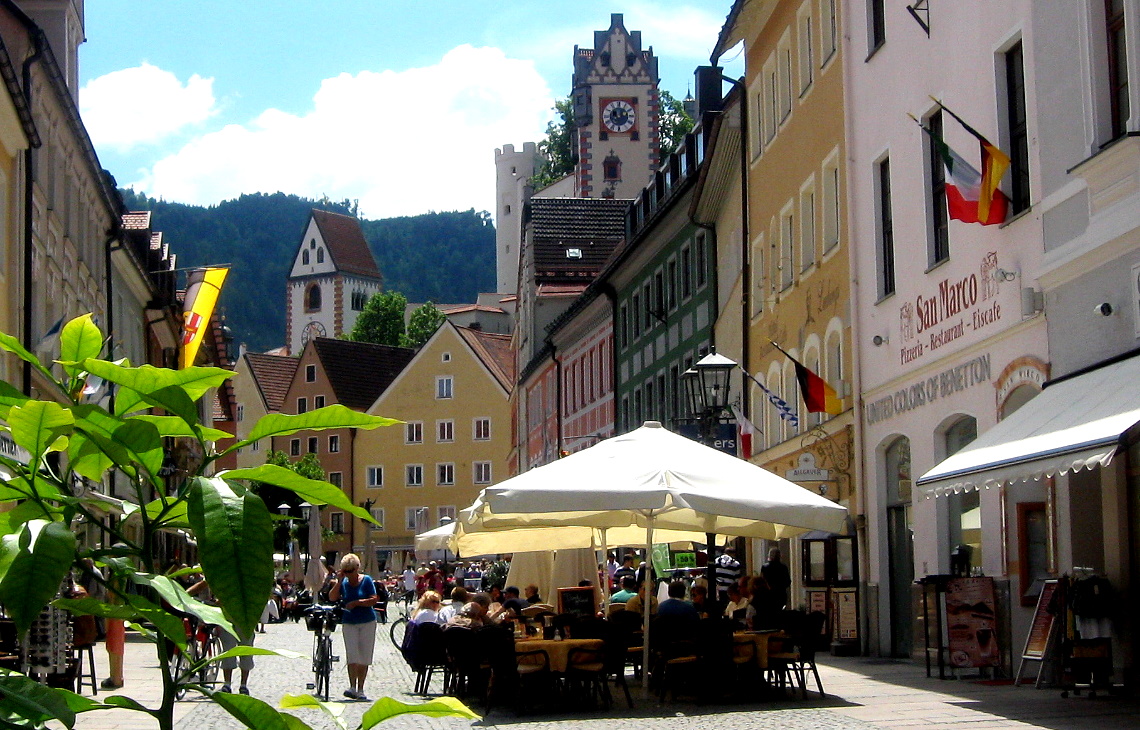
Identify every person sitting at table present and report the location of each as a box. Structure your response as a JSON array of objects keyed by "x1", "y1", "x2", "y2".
[
  {"x1": 624, "y1": 580, "x2": 658, "y2": 616},
  {"x1": 724, "y1": 583, "x2": 749, "y2": 625},
  {"x1": 447, "y1": 592, "x2": 490, "y2": 628},
  {"x1": 438, "y1": 586, "x2": 468, "y2": 624},
  {"x1": 689, "y1": 584, "x2": 710, "y2": 619},
  {"x1": 489, "y1": 585, "x2": 529, "y2": 622},
  {"x1": 411, "y1": 590, "x2": 443, "y2": 625},
  {"x1": 745, "y1": 576, "x2": 779, "y2": 630},
  {"x1": 610, "y1": 576, "x2": 637, "y2": 604},
  {"x1": 657, "y1": 580, "x2": 700, "y2": 623},
  {"x1": 523, "y1": 584, "x2": 542, "y2": 605}
]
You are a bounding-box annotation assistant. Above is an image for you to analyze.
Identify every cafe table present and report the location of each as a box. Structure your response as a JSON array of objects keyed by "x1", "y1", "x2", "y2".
[
  {"x1": 515, "y1": 636, "x2": 605, "y2": 673},
  {"x1": 733, "y1": 629, "x2": 782, "y2": 670}
]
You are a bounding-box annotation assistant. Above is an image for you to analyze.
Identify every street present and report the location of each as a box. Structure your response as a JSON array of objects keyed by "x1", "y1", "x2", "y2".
[{"x1": 71, "y1": 619, "x2": 1140, "y2": 730}]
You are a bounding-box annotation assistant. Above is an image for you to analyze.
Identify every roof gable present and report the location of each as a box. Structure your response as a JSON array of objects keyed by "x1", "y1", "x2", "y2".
[
  {"x1": 244, "y1": 352, "x2": 300, "y2": 412},
  {"x1": 456, "y1": 326, "x2": 515, "y2": 391},
  {"x1": 311, "y1": 338, "x2": 414, "y2": 410},
  {"x1": 528, "y1": 197, "x2": 628, "y2": 282}
]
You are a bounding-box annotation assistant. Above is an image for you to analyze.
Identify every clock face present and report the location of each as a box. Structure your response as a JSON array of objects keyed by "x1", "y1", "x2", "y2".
[
  {"x1": 602, "y1": 99, "x2": 636, "y2": 133},
  {"x1": 301, "y1": 320, "x2": 326, "y2": 345}
]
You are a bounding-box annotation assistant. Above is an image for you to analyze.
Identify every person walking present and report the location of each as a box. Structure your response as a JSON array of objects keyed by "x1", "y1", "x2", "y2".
[
  {"x1": 761, "y1": 547, "x2": 792, "y2": 611},
  {"x1": 328, "y1": 554, "x2": 379, "y2": 700}
]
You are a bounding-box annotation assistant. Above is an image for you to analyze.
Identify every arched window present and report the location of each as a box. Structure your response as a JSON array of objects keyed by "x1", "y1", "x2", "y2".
[
  {"x1": 943, "y1": 416, "x2": 980, "y2": 574},
  {"x1": 302, "y1": 250, "x2": 309, "y2": 265},
  {"x1": 317, "y1": 248, "x2": 325, "y2": 263},
  {"x1": 306, "y1": 284, "x2": 322, "y2": 312}
]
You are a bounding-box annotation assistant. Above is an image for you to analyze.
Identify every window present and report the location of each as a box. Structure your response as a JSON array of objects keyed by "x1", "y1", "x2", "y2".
[
  {"x1": 405, "y1": 464, "x2": 424, "y2": 487},
  {"x1": 370, "y1": 507, "x2": 384, "y2": 530},
  {"x1": 330, "y1": 512, "x2": 344, "y2": 534},
  {"x1": 316, "y1": 248, "x2": 325, "y2": 264},
  {"x1": 289, "y1": 438, "x2": 300, "y2": 456},
  {"x1": 1018, "y1": 502, "x2": 1050, "y2": 605},
  {"x1": 438, "y1": 505, "x2": 456, "y2": 523},
  {"x1": 328, "y1": 434, "x2": 339, "y2": 453},
  {"x1": 826, "y1": 332, "x2": 843, "y2": 386},
  {"x1": 821, "y1": 0, "x2": 838, "y2": 62},
  {"x1": 328, "y1": 472, "x2": 343, "y2": 488},
  {"x1": 869, "y1": 0, "x2": 886, "y2": 52},
  {"x1": 437, "y1": 420, "x2": 454, "y2": 442},
  {"x1": 306, "y1": 284, "x2": 321, "y2": 311},
  {"x1": 1004, "y1": 41, "x2": 1030, "y2": 215},
  {"x1": 798, "y1": 5, "x2": 814, "y2": 94},
  {"x1": 619, "y1": 304, "x2": 629, "y2": 348},
  {"x1": 351, "y1": 290, "x2": 367, "y2": 311},
  {"x1": 779, "y1": 41, "x2": 793, "y2": 121},
  {"x1": 237, "y1": 404, "x2": 244, "y2": 422},
  {"x1": 642, "y1": 282, "x2": 652, "y2": 330},
  {"x1": 631, "y1": 292, "x2": 641, "y2": 338},
  {"x1": 800, "y1": 187, "x2": 816, "y2": 272},
  {"x1": 437, "y1": 463, "x2": 455, "y2": 486},
  {"x1": 405, "y1": 422, "x2": 423, "y2": 444},
  {"x1": 405, "y1": 507, "x2": 427, "y2": 531},
  {"x1": 474, "y1": 461, "x2": 492, "y2": 484},
  {"x1": 251, "y1": 440, "x2": 260, "y2": 452},
  {"x1": 474, "y1": 417, "x2": 491, "y2": 440},
  {"x1": 764, "y1": 56, "x2": 778, "y2": 143},
  {"x1": 307, "y1": 437, "x2": 318, "y2": 454},
  {"x1": 302, "y1": 250, "x2": 310, "y2": 265},
  {"x1": 1106, "y1": 0, "x2": 1130, "y2": 139},
  {"x1": 367, "y1": 466, "x2": 383, "y2": 488},
  {"x1": 752, "y1": 234, "x2": 766, "y2": 316},
  {"x1": 877, "y1": 156, "x2": 896, "y2": 297},
  {"x1": 696, "y1": 234, "x2": 707, "y2": 287},
  {"x1": 436, "y1": 376, "x2": 454, "y2": 399},
  {"x1": 753, "y1": 88, "x2": 766, "y2": 154},
  {"x1": 681, "y1": 246, "x2": 692, "y2": 298},
  {"x1": 441, "y1": 352, "x2": 451, "y2": 362},
  {"x1": 654, "y1": 271, "x2": 664, "y2": 320},
  {"x1": 945, "y1": 417, "x2": 980, "y2": 576},
  {"x1": 305, "y1": 364, "x2": 316, "y2": 382},
  {"x1": 822, "y1": 157, "x2": 840, "y2": 251},
  {"x1": 780, "y1": 209, "x2": 795, "y2": 290},
  {"x1": 667, "y1": 259, "x2": 678, "y2": 309},
  {"x1": 296, "y1": 397, "x2": 307, "y2": 414},
  {"x1": 645, "y1": 380, "x2": 655, "y2": 421},
  {"x1": 928, "y1": 111, "x2": 950, "y2": 265}
]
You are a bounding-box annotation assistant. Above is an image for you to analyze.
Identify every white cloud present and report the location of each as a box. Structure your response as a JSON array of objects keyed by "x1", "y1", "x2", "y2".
[
  {"x1": 126, "y1": 46, "x2": 553, "y2": 219},
  {"x1": 80, "y1": 63, "x2": 217, "y2": 152}
]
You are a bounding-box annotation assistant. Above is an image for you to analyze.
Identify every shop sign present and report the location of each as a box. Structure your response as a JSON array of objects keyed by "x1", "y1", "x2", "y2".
[
  {"x1": 677, "y1": 422, "x2": 737, "y2": 456},
  {"x1": 865, "y1": 353, "x2": 992, "y2": 425},
  {"x1": 786, "y1": 452, "x2": 829, "y2": 482},
  {"x1": 0, "y1": 432, "x2": 28, "y2": 465},
  {"x1": 897, "y1": 252, "x2": 1004, "y2": 365}
]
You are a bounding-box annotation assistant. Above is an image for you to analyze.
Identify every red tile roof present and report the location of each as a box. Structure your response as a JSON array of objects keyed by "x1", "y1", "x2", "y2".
[
  {"x1": 312, "y1": 338, "x2": 414, "y2": 410},
  {"x1": 457, "y1": 326, "x2": 515, "y2": 391},
  {"x1": 310, "y1": 209, "x2": 381, "y2": 278},
  {"x1": 244, "y1": 352, "x2": 300, "y2": 412}
]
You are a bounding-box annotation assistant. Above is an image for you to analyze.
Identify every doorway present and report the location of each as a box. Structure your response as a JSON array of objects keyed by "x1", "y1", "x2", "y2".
[{"x1": 885, "y1": 437, "x2": 913, "y2": 657}]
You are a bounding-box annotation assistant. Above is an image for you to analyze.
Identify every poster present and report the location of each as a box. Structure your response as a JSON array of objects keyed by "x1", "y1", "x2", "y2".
[
  {"x1": 833, "y1": 588, "x2": 858, "y2": 640},
  {"x1": 945, "y1": 577, "x2": 1000, "y2": 667}
]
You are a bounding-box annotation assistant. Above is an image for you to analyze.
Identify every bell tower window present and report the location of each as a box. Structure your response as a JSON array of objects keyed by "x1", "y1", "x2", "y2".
[{"x1": 306, "y1": 283, "x2": 322, "y2": 312}]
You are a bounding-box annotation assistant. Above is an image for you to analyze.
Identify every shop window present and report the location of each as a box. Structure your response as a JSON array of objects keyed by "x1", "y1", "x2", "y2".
[{"x1": 1018, "y1": 502, "x2": 1050, "y2": 606}]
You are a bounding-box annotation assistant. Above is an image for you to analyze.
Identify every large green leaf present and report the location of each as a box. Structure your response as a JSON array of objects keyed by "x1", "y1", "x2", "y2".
[
  {"x1": 358, "y1": 696, "x2": 480, "y2": 727},
  {"x1": 69, "y1": 405, "x2": 140, "y2": 481},
  {"x1": 79, "y1": 360, "x2": 232, "y2": 416},
  {"x1": 0, "y1": 380, "x2": 29, "y2": 420},
  {"x1": 212, "y1": 692, "x2": 314, "y2": 730},
  {"x1": 66, "y1": 431, "x2": 116, "y2": 483},
  {"x1": 222, "y1": 465, "x2": 373, "y2": 522},
  {"x1": 186, "y1": 476, "x2": 274, "y2": 641},
  {"x1": 112, "y1": 419, "x2": 164, "y2": 479},
  {"x1": 208, "y1": 646, "x2": 304, "y2": 664},
  {"x1": 0, "y1": 669, "x2": 97, "y2": 728},
  {"x1": 57, "y1": 314, "x2": 103, "y2": 380},
  {"x1": 0, "y1": 501, "x2": 60, "y2": 535},
  {"x1": 278, "y1": 694, "x2": 347, "y2": 730},
  {"x1": 136, "y1": 384, "x2": 199, "y2": 427},
  {"x1": 136, "y1": 497, "x2": 189, "y2": 530},
  {"x1": 8, "y1": 401, "x2": 73, "y2": 469},
  {"x1": 0, "y1": 521, "x2": 77, "y2": 637},
  {"x1": 129, "y1": 573, "x2": 235, "y2": 638},
  {"x1": 0, "y1": 331, "x2": 54, "y2": 387},
  {"x1": 49, "y1": 595, "x2": 191, "y2": 652},
  {"x1": 130, "y1": 414, "x2": 232, "y2": 442},
  {"x1": 237, "y1": 405, "x2": 399, "y2": 449}
]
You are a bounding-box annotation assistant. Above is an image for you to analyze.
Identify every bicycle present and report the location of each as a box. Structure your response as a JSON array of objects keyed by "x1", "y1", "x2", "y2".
[
  {"x1": 305, "y1": 604, "x2": 340, "y2": 701},
  {"x1": 170, "y1": 618, "x2": 223, "y2": 699}
]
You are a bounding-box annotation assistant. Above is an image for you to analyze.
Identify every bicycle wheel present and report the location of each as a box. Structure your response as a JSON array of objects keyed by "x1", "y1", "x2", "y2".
[
  {"x1": 314, "y1": 636, "x2": 331, "y2": 701},
  {"x1": 199, "y1": 633, "x2": 222, "y2": 688},
  {"x1": 389, "y1": 617, "x2": 407, "y2": 652},
  {"x1": 171, "y1": 648, "x2": 192, "y2": 700}
]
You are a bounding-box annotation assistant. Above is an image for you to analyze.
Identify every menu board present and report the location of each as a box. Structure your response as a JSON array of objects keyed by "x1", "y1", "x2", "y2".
[
  {"x1": 833, "y1": 588, "x2": 858, "y2": 640},
  {"x1": 945, "y1": 577, "x2": 999, "y2": 668},
  {"x1": 1023, "y1": 580, "x2": 1059, "y2": 659},
  {"x1": 557, "y1": 586, "x2": 597, "y2": 617}
]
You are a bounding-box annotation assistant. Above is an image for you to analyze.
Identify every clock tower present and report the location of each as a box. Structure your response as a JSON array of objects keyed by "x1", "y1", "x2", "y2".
[
  {"x1": 571, "y1": 14, "x2": 660, "y2": 199},
  {"x1": 286, "y1": 209, "x2": 383, "y2": 354}
]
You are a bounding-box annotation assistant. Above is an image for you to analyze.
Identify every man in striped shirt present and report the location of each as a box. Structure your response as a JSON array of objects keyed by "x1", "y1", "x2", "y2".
[{"x1": 714, "y1": 546, "x2": 741, "y2": 600}]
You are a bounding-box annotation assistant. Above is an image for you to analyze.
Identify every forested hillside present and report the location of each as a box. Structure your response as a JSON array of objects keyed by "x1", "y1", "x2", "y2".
[{"x1": 120, "y1": 190, "x2": 496, "y2": 353}]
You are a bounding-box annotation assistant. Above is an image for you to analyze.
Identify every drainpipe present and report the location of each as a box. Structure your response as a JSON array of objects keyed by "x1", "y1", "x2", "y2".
[
  {"x1": 20, "y1": 38, "x2": 43, "y2": 396},
  {"x1": 599, "y1": 282, "x2": 618, "y2": 431}
]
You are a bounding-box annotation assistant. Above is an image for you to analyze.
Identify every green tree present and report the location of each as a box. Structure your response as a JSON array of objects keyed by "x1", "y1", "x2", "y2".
[
  {"x1": 659, "y1": 89, "x2": 695, "y2": 159},
  {"x1": 403, "y1": 302, "x2": 446, "y2": 348},
  {"x1": 349, "y1": 291, "x2": 407, "y2": 346},
  {"x1": 0, "y1": 315, "x2": 476, "y2": 729},
  {"x1": 531, "y1": 96, "x2": 576, "y2": 190}
]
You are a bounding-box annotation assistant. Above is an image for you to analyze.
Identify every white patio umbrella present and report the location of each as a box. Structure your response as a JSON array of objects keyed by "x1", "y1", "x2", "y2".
[
  {"x1": 473, "y1": 420, "x2": 849, "y2": 686},
  {"x1": 304, "y1": 505, "x2": 327, "y2": 595}
]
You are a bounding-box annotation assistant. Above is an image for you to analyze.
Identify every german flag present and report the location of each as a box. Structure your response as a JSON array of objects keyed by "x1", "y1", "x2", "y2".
[{"x1": 773, "y1": 343, "x2": 843, "y2": 415}]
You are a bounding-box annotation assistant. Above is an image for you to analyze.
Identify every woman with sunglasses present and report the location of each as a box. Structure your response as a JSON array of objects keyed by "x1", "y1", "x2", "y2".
[{"x1": 328, "y1": 553, "x2": 378, "y2": 700}]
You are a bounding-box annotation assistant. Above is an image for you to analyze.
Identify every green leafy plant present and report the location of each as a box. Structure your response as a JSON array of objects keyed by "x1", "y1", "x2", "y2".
[{"x1": 0, "y1": 315, "x2": 477, "y2": 729}]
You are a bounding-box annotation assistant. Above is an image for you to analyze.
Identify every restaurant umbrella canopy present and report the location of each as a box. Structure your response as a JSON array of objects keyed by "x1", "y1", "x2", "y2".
[{"x1": 471, "y1": 420, "x2": 849, "y2": 686}]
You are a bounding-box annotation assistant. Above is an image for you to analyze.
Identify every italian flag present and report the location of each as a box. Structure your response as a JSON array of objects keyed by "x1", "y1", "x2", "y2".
[{"x1": 936, "y1": 128, "x2": 1011, "y2": 226}]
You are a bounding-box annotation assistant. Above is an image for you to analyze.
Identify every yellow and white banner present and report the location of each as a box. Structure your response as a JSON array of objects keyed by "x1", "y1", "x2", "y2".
[{"x1": 179, "y1": 267, "x2": 229, "y2": 369}]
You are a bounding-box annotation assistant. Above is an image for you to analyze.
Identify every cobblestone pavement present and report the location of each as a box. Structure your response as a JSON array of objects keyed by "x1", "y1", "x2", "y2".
[{"x1": 72, "y1": 619, "x2": 1140, "y2": 729}]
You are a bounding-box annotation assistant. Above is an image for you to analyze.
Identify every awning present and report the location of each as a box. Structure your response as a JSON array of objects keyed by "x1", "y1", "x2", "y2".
[{"x1": 918, "y1": 354, "x2": 1140, "y2": 497}]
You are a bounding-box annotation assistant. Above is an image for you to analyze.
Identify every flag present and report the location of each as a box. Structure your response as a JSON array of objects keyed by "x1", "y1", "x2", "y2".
[
  {"x1": 752, "y1": 376, "x2": 799, "y2": 428},
  {"x1": 179, "y1": 267, "x2": 228, "y2": 369},
  {"x1": 34, "y1": 316, "x2": 64, "y2": 355},
  {"x1": 926, "y1": 101, "x2": 1011, "y2": 225},
  {"x1": 773, "y1": 344, "x2": 843, "y2": 415},
  {"x1": 731, "y1": 405, "x2": 757, "y2": 459}
]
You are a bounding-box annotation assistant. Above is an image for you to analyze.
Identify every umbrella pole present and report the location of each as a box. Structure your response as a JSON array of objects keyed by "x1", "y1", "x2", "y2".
[
  {"x1": 599, "y1": 528, "x2": 609, "y2": 615},
  {"x1": 642, "y1": 520, "x2": 654, "y2": 690}
]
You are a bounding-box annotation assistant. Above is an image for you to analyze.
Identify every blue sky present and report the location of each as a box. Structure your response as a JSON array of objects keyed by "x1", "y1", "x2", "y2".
[{"x1": 79, "y1": 1, "x2": 741, "y2": 220}]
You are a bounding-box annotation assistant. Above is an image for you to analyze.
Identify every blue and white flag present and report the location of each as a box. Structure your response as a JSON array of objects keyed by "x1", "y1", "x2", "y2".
[
  {"x1": 747, "y1": 374, "x2": 799, "y2": 428},
  {"x1": 34, "y1": 316, "x2": 64, "y2": 355}
]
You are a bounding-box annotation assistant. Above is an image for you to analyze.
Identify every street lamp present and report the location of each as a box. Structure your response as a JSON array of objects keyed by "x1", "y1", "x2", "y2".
[{"x1": 439, "y1": 515, "x2": 454, "y2": 577}]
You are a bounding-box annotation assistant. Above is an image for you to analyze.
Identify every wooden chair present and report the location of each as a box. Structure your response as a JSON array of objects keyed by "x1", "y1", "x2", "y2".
[
  {"x1": 565, "y1": 645, "x2": 611, "y2": 710},
  {"x1": 767, "y1": 611, "x2": 826, "y2": 697}
]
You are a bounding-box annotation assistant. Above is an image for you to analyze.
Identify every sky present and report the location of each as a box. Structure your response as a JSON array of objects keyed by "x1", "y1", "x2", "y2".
[{"x1": 79, "y1": 1, "x2": 742, "y2": 221}]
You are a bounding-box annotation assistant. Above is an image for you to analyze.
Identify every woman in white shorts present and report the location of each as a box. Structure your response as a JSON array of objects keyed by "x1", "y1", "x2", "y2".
[{"x1": 328, "y1": 553, "x2": 378, "y2": 700}]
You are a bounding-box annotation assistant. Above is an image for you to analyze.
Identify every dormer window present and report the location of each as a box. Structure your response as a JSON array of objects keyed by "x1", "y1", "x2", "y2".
[{"x1": 566, "y1": 248, "x2": 583, "y2": 259}]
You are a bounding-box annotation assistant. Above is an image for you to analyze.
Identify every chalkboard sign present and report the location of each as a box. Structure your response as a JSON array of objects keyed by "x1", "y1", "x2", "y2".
[
  {"x1": 557, "y1": 586, "x2": 596, "y2": 617},
  {"x1": 1015, "y1": 579, "x2": 1060, "y2": 688}
]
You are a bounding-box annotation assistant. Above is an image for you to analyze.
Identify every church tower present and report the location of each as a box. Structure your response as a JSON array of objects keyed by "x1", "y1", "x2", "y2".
[
  {"x1": 285, "y1": 210, "x2": 383, "y2": 354},
  {"x1": 571, "y1": 14, "x2": 660, "y2": 199}
]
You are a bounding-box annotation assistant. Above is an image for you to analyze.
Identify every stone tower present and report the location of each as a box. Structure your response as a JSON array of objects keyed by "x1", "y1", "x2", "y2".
[
  {"x1": 286, "y1": 210, "x2": 383, "y2": 354},
  {"x1": 494, "y1": 142, "x2": 536, "y2": 296},
  {"x1": 571, "y1": 13, "x2": 660, "y2": 200}
]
